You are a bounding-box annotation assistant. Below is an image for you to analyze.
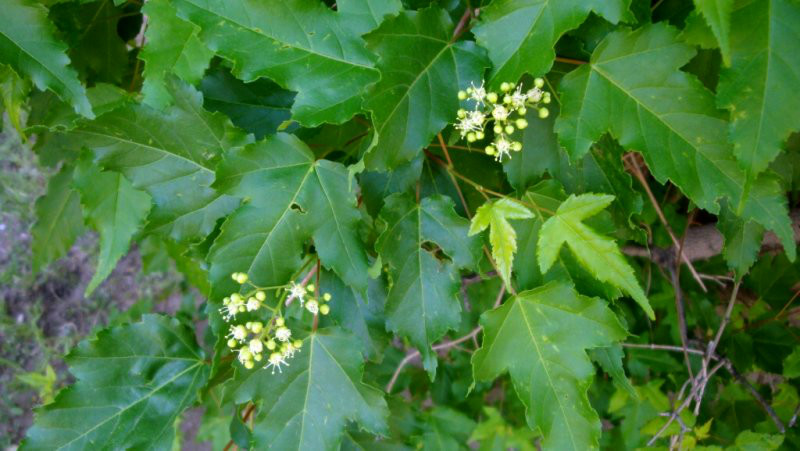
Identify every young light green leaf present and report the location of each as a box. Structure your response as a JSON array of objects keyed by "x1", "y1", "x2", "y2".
[
  {"x1": 717, "y1": 0, "x2": 800, "y2": 176},
  {"x1": 693, "y1": 0, "x2": 732, "y2": 65},
  {"x1": 73, "y1": 158, "x2": 151, "y2": 295},
  {"x1": 537, "y1": 193, "x2": 654, "y2": 319},
  {"x1": 469, "y1": 198, "x2": 534, "y2": 290},
  {"x1": 472, "y1": 282, "x2": 627, "y2": 450},
  {"x1": 172, "y1": 0, "x2": 379, "y2": 126},
  {"x1": 472, "y1": 0, "x2": 633, "y2": 88},
  {"x1": 140, "y1": 0, "x2": 213, "y2": 109},
  {"x1": 31, "y1": 164, "x2": 85, "y2": 272},
  {"x1": 377, "y1": 193, "x2": 480, "y2": 375},
  {"x1": 22, "y1": 315, "x2": 209, "y2": 451},
  {"x1": 44, "y1": 79, "x2": 249, "y2": 244},
  {"x1": 729, "y1": 430, "x2": 784, "y2": 450},
  {"x1": 555, "y1": 23, "x2": 796, "y2": 262},
  {"x1": 0, "y1": 64, "x2": 30, "y2": 135},
  {"x1": 0, "y1": 0, "x2": 92, "y2": 118},
  {"x1": 210, "y1": 133, "x2": 369, "y2": 304},
  {"x1": 228, "y1": 328, "x2": 388, "y2": 450},
  {"x1": 362, "y1": 7, "x2": 488, "y2": 170}
]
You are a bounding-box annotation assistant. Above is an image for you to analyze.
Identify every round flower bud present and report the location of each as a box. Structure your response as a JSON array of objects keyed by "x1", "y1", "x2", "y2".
[
  {"x1": 255, "y1": 291, "x2": 266, "y2": 301},
  {"x1": 503, "y1": 95, "x2": 512, "y2": 104},
  {"x1": 493, "y1": 125, "x2": 503, "y2": 134},
  {"x1": 244, "y1": 360, "x2": 254, "y2": 369},
  {"x1": 466, "y1": 87, "x2": 473, "y2": 94},
  {"x1": 306, "y1": 284, "x2": 315, "y2": 292},
  {"x1": 230, "y1": 293, "x2": 242, "y2": 303},
  {"x1": 254, "y1": 353, "x2": 263, "y2": 362},
  {"x1": 231, "y1": 272, "x2": 239, "y2": 281},
  {"x1": 457, "y1": 109, "x2": 466, "y2": 118},
  {"x1": 320, "y1": 304, "x2": 330, "y2": 315},
  {"x1": 512, "y1": 141, "x2": 523, "y2": 151},
  {"x1": 250, "y1": 322, "x2": 263, "y2": 334},
  {"x1": 500, "y1": 82, "x2": 512, "y2": 92},
  {"x1": 543, "y1": 93, "x2": 551, "y2": 104},
  {"x1": 238, "y1": 305, "x2": 245, "y2": 313},
  {"x1": 534, "y1": 77, "x2": 545, "y2": 88},
  {"x1": 323, "y1": 293, "x2": 332, "y2": 302},
  {"x1": 235, "y1": 272, "x2": 248, "y2": 284},
  {"x1": 505, "y1": 125, "x2": 515, "y2": 134},
  {"x1": 293, "y1": 339, "x2": 303, "y2": 349},
  {"x1": 275, "y1": 317, "x2": 285, "y2": 327},
  {"x1": 466, "y1": 132, "x2": 477, "y2": 143},
  {"x1": 538, "y1": 108, "x2": 549, "y2": 119},
  {"x1": 516, "y1": 118, "x2": 528, "y2": 129},
  {"x1": 457, "y1": 90, "x2": 467, "y2": 100},
  {"x1": 485, "y1": 145, "x2": 496, "y2": 156},
  {"x1": 227, "y1": 338, "x2": 237, "y2": 348},
  {"x1": 266, "y1": 339, "x2": 277, "y2": 350},
  {"x1": 222, "y1": 297, "x2": 230, "y2": 305},
  {"x1": 475, "y1": 131, "x2": 485, "y2": 140},
  {"x1": 518, "y1": 106, "x2": 527, "y2": 115},
  {"x1": 486, "y1": 92, "x2": 498, "y2": 104}
]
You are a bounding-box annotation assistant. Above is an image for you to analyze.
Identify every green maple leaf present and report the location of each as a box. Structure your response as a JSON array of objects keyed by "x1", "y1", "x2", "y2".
[
  {"x1": 45, "y1": 79, "x2": 250, "y2": 244},
  {"x1": 172, "y1": 0, "x2": 379, "y2": 126},
  {"x1": 472, "y1": 0, "x2": 633, "y2": 87},
  {"x1": 555, "y1": 23, "x2": 796, "y2": 262},
  {"x1": 0, "y1": 0, "x2": 92, "y2": 118},
  {"x1": 209, "y1": 133, "x2": 369, "y2": 306},
  {"x1": 693, "y1": 0, "x2": 733, "y2": 65},
  {"x1": 22, "y1": 315, "x2": 210, "y2": 450},
  {"x1": 537, "y1": 193, "x2": 654, "y2": 319},
  {"x1": 469, "y1": 198, "x2": 534, "y2": 291},
  {"x1": 717, "y1": 205, "x2": 764, "y2": 277},
  {"x1": 472, "y1": 282, "x2": 627, "y2": 450},
  {"x1": 717, "y1": 0, "x2": 800, "y2": 176},
  {"x1": 31, "y1": 164, "x2": 84, "y2": 272},
  {"x1": 73, "y1": 157, "x2": 151, "y2": 295},
  {"x1": 140, "y1": 0, "x2": 213, "y2": 109},
  {"x1": 376, "y1": 193, "x2": 480, "y2": 375},
  {"x1": 362, "y1": 7, "x2": 488, "y2": 170},
  {"x1": 337, "y1": 0, "x2": 403, "y2": 35},
  {"x1": 228, "y1": 328, "x2": 388, "y2": 450}
]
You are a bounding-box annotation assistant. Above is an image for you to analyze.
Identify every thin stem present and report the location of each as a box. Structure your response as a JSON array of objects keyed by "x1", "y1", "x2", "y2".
[
  {"x1": 622, "y1": 342, "x2": 705, "y2": 356},
  {"x1": 555, "y1": 56, "x2": 587, "y2": 65},
  {"x1": 437, "y1": 133, "x2": 476, "y2": 214}
]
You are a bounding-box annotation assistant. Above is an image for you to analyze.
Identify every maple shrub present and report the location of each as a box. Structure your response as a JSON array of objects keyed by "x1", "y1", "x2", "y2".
[{"x1": 4, "y1": 0, "x2": 800, "y2": 449}]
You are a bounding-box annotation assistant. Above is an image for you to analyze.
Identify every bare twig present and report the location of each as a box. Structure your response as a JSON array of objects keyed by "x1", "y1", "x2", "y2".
[
  {"x1": 622, "y1": 343, "x2": 705, "y2": 356},
  {"x1": 789, "y1": 403, "x2": 800, "y2": 428},
  {"x1": 694, "y1": 281, "x2": 741, "y2": 413}
]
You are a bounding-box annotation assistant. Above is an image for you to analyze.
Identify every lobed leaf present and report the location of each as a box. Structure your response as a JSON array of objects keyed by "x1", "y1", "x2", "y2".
[
  {"x1": 31, "y1": 164, "x2": 84, "y2": 272},
  {"x1": 22, "y1": 315, "x2": 210, "y2": 450}
]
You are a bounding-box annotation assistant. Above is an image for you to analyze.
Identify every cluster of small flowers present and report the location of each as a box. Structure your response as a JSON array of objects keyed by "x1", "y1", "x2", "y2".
[
  {"x1": 285, "y1": 282, "x2": 331, "y2": 316},
  {"x1": 454, "y1": 79, "x2": 551, "y2": 161},
  {"x1": 221, "y1": 272, "x2": 332, "y2": 374}
]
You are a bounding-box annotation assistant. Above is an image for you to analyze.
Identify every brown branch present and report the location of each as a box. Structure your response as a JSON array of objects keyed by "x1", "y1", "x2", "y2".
[
  {"x1": 223, "y1": 403, "x2": 257, "y2": 451},
  {"x1": 623, "y1": 209, "x2": 800, "y2": 264},
  {"x1": 725, "y1": 361, "x2": 786, "y2": 433}
]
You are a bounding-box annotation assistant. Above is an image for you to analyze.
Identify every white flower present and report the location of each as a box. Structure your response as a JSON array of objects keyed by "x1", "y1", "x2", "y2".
[
  {"x1": 305, "y1": 299, "x2": 319, "y2": 315},
  {"x1": 527, "y1": 88, "x2": 543, "y2": 103},
  {"x1": 249, "y1": 338, "x2": 263, "y2": 354},
  {"x1": 230, "y1": 325, "x2": 247, "y2": 341},
  {"x1": 468, "y1": 81, "x2": 487, "y2": 105},
  {"x1": 282, "y1": 341, "x2": 299, "y2": 359},
  {"x1": 287, "y1": 283, "x2": 306, "y2": 306},
  {"x1": 510, "y1": 85, "x2": 529, "y2": 109},
  {"x1": 275, "y1": 326, "x2": 292, "y2": 342},
  {"x1": 237, "y1": 347, "x2": 252, "y2": 365},
  {"x1": 246, "y1": 297, "x2": 261, "y2": 312},
  {"x1": 492, "y1": 105, "x2": 509, "y2": 121},
  {"x1": 494, "y1": 137, "x2": 512, "y2": 161},
  {"x1": 455, "y1": 110, "x2": 485, "y2": 138},
  {"x1": 265, "y1": 352, "x2": 289, "y2": 374},
  {"x1": 220, "y1": 293, "x2": 245, "y2": 321}
]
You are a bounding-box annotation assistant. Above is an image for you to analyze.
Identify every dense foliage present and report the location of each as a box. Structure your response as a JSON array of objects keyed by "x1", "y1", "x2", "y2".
[{"x1": 2, "y1": 0, "x2": 800, "y2": 449}]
